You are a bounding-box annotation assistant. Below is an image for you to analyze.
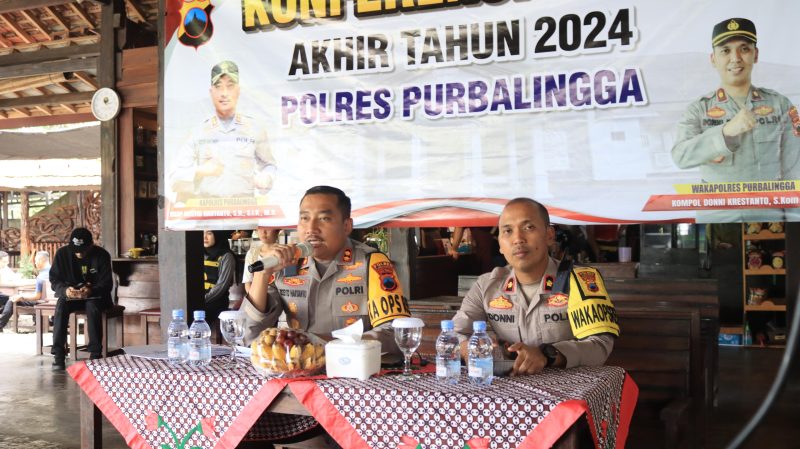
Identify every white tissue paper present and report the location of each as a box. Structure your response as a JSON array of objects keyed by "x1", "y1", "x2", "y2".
[{"x1": 326, "y1": 319, "x2": 381, "y2": 380}]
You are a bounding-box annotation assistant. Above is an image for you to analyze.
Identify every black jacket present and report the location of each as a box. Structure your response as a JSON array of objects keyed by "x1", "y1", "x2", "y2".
[{"x1": 50, "y1": 245, "x2": 113, "y2": 304}]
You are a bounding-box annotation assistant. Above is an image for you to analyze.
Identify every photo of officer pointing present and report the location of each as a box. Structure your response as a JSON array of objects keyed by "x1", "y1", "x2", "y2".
[
  {"x1": 169, "y1": 60, "x2": 276, "y2": 200},
  {"x1": 671, "y1": 18, "x2": 800, "y2": 222}
]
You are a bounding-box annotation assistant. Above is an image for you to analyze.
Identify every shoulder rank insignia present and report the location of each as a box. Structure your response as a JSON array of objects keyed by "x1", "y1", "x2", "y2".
[
  {"x1": 488, "y1": 295, "x2": 513, "y2": 310},
  {"x1": 751, "y1": 89, "x2": 762, "y2": 101},
  {"x1": 342, "y1": 248, "x2": 353, "y2": 264},
  {"x1": 543, "y1": 275, "x2": 554, "y2": 292},
  {"x1": 503, "y1": 276, "x2": 516, "y2": 294},
  {"x1": 706, "y1": 106, "x2": 726, "y2": 119},
  {"x1": 716, "y1": 88, "x2": 728, "y2": 102}
]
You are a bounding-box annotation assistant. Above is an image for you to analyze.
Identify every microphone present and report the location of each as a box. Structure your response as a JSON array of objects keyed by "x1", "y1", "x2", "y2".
[{"x1": 248, "y1": 241, "x2": 313, "y2": 273}]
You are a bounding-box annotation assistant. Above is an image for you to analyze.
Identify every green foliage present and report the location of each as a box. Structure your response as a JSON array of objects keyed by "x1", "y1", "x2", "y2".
[
  {"x1": 363, "y1": 228, "x2": 389, "y2": 255},
  {"x1": 18, "y1": 256, "x2": 36, "y2": 279}
]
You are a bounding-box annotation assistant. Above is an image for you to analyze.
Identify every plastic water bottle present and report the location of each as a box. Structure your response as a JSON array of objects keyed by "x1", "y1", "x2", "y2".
[
  {"x1": 167, "y1": 309, "x2": 189, "y2": 365},
  {"x1": 436, "y1": 320, "x2": 461, "y2": 384},
  {"x1": 468, "y1": 321, "x2": 493, "y2": 385},
  {"x1": 188, "y1": 310, "x2": 212, "y2": 366}
]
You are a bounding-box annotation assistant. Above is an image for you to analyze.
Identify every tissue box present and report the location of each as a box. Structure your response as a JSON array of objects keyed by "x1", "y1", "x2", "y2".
[{"x1": 325, "y1": 339, "x2": 381, "y2": 381}]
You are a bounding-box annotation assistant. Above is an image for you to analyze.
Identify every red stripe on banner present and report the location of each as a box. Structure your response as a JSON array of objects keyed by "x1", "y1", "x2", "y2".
[
  {"x1": 288, "y1": 381, "x2": 372, "y2": 449},
  {"x1": 615, "y1": 374, "x2": 639, "y2": 449},
  {"x1": 517, "y1": 400, "x2": 586, "y2": 449},
  {"x1": 216, "y1": 378, "x2": 293, "y2": 449},
  {"x1": 643, "y1": 192, "x2": 800, "y2": 211},
  {"x1": 68, "y1": 362, "x2": 150, "y2": 449}
]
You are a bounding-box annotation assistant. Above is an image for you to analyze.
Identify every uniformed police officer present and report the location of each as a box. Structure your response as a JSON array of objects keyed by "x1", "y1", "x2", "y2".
[
  {"x1": 242, "y1": 186, "x2": 411, "y2": 360},
  {"x1": 452, "y1": 198, "x2": 618, "y2": 376},
  {"x1": 169, "y1": 60, "x2": 276, "y2": 199},
  {"x1": 671, "y1": 18, "x2": 800, "y2": 222}
]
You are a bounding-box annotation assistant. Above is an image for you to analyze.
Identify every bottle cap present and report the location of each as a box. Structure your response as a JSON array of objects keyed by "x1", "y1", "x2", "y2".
[
  {"x1": 473, "y1": 321, "x2": 486, "y2": 332},
  {"x1": 193, "y1": 310, "x2": 206, "y2": 320},
  {"x1": 441, "y1": 320, "x2": 454, "y2": 330},
  {"x1": 172, "y1": 309, "x2": 185, "y2": 319}
]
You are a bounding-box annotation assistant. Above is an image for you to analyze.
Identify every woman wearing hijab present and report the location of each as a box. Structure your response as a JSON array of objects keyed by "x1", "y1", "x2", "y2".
[{"x1": 203, "y1": 230, "x2": 236, "y2": 322}]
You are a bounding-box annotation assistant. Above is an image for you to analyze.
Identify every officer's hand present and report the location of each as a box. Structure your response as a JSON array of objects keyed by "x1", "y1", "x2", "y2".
[
  {"x1": 197, "y1": 158, "x2": 224, "y2": 177},
  {"x1": 255, "y1": 174, "x2": 273, "y2": 191},
  {"x1": 265, "y1": 244, "x2": 302, "y2": 272},
  {"x1": 722, "y1": 108, "x2": 757, "y2": 138},
  {"x1": 507, "y1": 342, "x2": 547, "y2": 375}
]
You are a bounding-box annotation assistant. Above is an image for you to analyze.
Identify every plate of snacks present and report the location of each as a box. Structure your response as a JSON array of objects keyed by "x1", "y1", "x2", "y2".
[{"x1": 250, "y1": 327, "x2": 326, "y2": 378}]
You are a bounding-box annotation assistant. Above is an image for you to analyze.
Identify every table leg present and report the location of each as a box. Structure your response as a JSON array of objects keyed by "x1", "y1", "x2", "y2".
[
  {"x1": 36, "y1": 309, "x2": 43, "y2": 355},
  {"x1": 80, "y1": 389, "x2": 102, "y2": 449}
]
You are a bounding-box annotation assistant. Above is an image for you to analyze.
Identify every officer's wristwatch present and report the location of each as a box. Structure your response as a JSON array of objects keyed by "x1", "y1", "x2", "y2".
[{"x1": 539, "y1": 343, "x2": 560, "y2": 367}]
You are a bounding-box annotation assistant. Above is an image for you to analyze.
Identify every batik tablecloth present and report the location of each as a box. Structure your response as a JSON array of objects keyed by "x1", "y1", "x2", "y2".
[{"x1": 69, "y1": 356, "x2": 637, "y2": 449}]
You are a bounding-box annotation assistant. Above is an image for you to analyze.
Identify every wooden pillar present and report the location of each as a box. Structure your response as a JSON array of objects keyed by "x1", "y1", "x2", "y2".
[
  {"x1": 20, "y1": 191, "x2": 30, "y2": 257},
  {"x1": 1, "y1": 191, "x2": 7, "y2": 230},
  {"x1": 389, "y1": 228, "x2": 416, "y2": 300},
  {"x1": 99, "y1": 0, "x2": 125, "y2": 255},
  {"x1": 156, "y1": 0, "x2": 204, "y2": 332}
]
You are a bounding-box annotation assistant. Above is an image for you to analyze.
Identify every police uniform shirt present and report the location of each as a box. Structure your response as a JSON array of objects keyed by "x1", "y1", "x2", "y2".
[
  {"x1": 241, "y1": 238, "x2": 411, "y2": 359},
  {"x1": 672, "y1": 86, "x2": 800, "y2": 222},
  {"x1": 170, "y1": 113, "x2": 276, "y2": 198},
  {"x1": 452, "y1": 258, "x2": 615, "y2": 368}
]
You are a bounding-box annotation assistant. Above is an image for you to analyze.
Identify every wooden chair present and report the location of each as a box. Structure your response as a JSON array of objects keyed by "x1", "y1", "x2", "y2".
[
  {"x1": 11, "y1": 280, "x2": 55, "y2": 333},
  {"x1": 70, "y1": 304, "x2": 126, "y2": 359},
  {"x1": 139, "y1": 307, "x2": 161, "y2": 345},
  {"x1": 34, "y1": 301, "x2": 57, "y2": 355}
]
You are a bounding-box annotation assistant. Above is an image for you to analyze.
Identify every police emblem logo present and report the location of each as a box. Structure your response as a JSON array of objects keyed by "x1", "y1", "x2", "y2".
[
  {"x1": 488, "y1": 296, "x2": 513, "y2": 310},
  {"x1": 543, "y1": 275, "x2": 554, "y2": 292},
  {"x1": 341, "y1": 301, "x2": 359, "y2": 313},
  {"x1": 344, "y1": 317, "x2": 359, "y2": 326},
  {"x1": 283, "y1": 277, "x2": 305, "y2": 286},
  {"x1": 503, "y1": 277, "x2": 516, "y2": 293},
  {"x1": 577, "y1": 271, "x2": 599, "y2": 292},
  {"x1": 546, "y1": 293, "x2": 569, "y2": 307},
  {"x1": 178, "y1": 0, "x2": 214, "y2": 49},
  {"x1": 753, "y1": 105, "x2": 774, "y2": 116},
  {"x1": 336, "y1": 273, "x2": 363, "y2": 284},
  {"x1": 371, "y1": 261, "x2": 399, "y2": 292},
  {"x1": 342, "y1": 249, "x2": 353, "y2": 264},
  {"x1": 288, "y1": 302, "x2": 298, "y2": 313},
  {"x1": 706, "y1": 106, "x2": 726, "y2": 119},
  {"x1": 727, "y1": 20, "x2": 740, "y2": 31},
  {"x1": 344, "y1": 262, "x2": 363, "y2": 271}
]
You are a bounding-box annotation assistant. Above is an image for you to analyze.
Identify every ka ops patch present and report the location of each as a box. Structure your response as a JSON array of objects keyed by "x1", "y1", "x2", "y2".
[
  {"x1": 567, "y1": 267, "x2": 620, "y2": 339},
  {"x1": 366, "y1": 252, "x2": 410, "y2": 327}
]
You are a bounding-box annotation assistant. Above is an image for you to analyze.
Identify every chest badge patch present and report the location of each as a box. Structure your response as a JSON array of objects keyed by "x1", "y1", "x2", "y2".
[
  {"x1": 706, "y1": 107, "x2": 726, "y2": 119},
  {"x1": 341, "y1": 301, "x2": 359, "y2": 313},
  {"x1": 546, "y1": 293, "x2": 569, "y2": 307},
  {"x1": 283, "y1": 277, "x2": 305, "y2": 286},
  {"x1": 288, "y1": 302, "x2": 298, "y2": 313},
  {"x1": 344, "y1": 317, "x2": 359, "y2": 326},
  {"x1": 577, "y1": 271, "x2": 600, "y2": 292},
  {"x1": 342, "y1": 249, "x2": 353, "y2": 264},
  {"x1": 543, "y1": 275, "x2": 554, "y2": 292},
  {"x1": 753, "y1": 105, "x2": 774, "y2": 116},
  {"x1": 337, "y1": 273, "x2": 362, "y2": 284},
  {"x1": 489, "y1": 295, "x2": 513, "y2": 310}
]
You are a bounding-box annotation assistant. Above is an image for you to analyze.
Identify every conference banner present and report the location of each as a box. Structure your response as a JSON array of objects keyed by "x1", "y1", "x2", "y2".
[{"x1": 163, "y1": 0, "x2": 800, "y2": 230}]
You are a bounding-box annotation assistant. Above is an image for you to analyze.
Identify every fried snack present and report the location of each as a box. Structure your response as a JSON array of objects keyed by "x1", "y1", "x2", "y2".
[{"x1": 250, "y1": 327, "x2": 326, "y2": 377}]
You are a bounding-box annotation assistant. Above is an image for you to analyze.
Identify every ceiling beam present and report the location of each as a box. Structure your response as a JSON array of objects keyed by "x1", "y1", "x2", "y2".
[
  {"x1": 0, "y1": 55, "x2": 97, "y2": 79},
  {"x1": 0, "y1": 13, "x2": 36, "y2": 44},
  {"x1": 19, "y1": 10, "x2": 53, "y2": 41},
  {"x1": 73, "y1": 70, "x2": 97, "y2": 89},
  {"x1": 0, "y1": 90, "x2": 93, "y2": 108},
  {"x1": 59, "y1": 102, "x2": 76, "y2": 113},
  {"x1": 0, "y1": 111, "x2": 94, "y2": 129},
  {"x1": 0, "y1": 33, "x2": 12, "y2": 48},
  {"x1": 68, "y1": 3, "x2": 95, "y2": 29},
  {"x1": 44, "y1": 6, "x2": 70, "y2": 32},
  {"x1": 0, "y1": 1, "x2": 77, "y2": 14},
  {"x1": 125, "y1": 0, "x2": 146, "y2": 23},
  {"x1": 0, "y1": 43, "x2": 99, "y2": 66}
]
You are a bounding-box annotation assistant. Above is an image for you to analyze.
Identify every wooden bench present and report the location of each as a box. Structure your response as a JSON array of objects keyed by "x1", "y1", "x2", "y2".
[
  {"x1": 607, "y1": 307, "x2": 703, "y2": 449},
  {"x1": 139, "y1": 307, "x2": 161, "y2": 344},
  {"x1": 34, "y1": 301, "x2": 125, "y2": 359}
]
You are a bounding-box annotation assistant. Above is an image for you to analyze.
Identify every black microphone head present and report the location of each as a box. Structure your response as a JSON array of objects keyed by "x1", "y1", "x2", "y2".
[{"x1": 248, "y1": 260, "x2": 264, "y2": 273}]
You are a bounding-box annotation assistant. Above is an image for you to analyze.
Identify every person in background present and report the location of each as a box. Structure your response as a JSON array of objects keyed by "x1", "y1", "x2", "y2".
[
  {"x1": 0, "y1": 251, "x2": 51, "y2": 331},
  {"x1": 50, "y1": 228, "x2": 113, "y2": 370},
  {"x1": 0, "y1": 251, "x2": 21, "y2": 283},
  {"x1": 242, "y1": 227, "x2": 281, "y2": 294},
  {"x1": 204, "y1": 230, "x2": 236, "y2": 322},
  {"x1": 452, "y1": 198, "x2": 618, "y2": 375},
  {"x1": 449, "y1": 227, "x2": 504, "y2": 274}
]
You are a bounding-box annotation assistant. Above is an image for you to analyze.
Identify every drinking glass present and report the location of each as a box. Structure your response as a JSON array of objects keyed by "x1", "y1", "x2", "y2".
[
  {"x1": 392, "y1": 317, "x2": 425, "y2": 380},
  {"x1": 218, "y1": 311, "x2": 245, "y2": 368}
]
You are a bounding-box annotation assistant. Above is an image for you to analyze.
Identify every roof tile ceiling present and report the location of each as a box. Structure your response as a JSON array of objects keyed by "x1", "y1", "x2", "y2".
[{"x1": 0, "y1": 0, "x2": 158, "y2": 121}]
